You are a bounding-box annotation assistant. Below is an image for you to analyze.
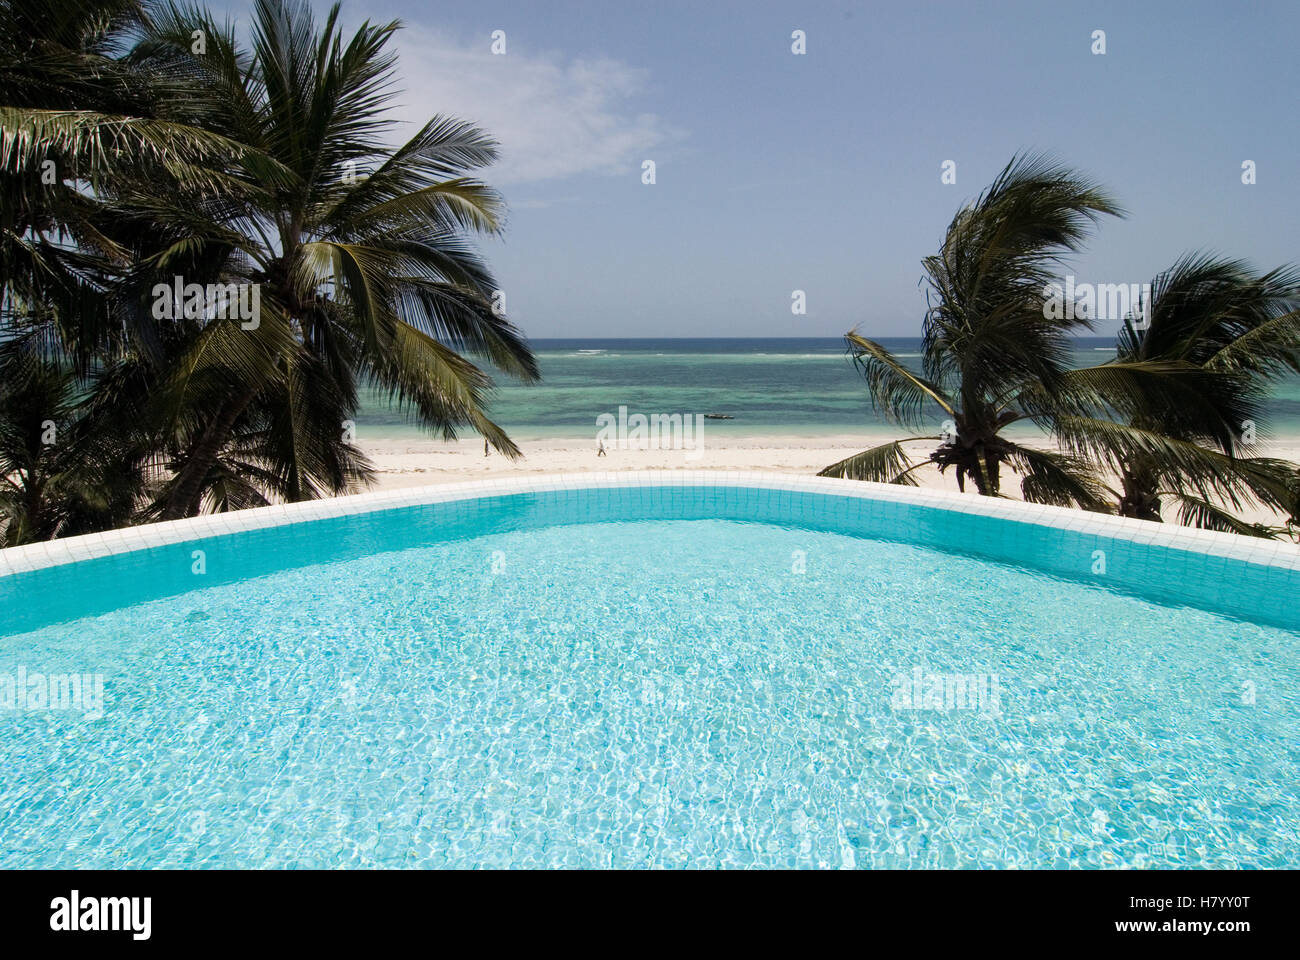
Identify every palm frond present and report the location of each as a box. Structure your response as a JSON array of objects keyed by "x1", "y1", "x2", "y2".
[
  {"x1": 1049, "y1": 361, "x2": 1261, "y2": 453},
  {"x1": 1055, "y1": 416, "x2": 1298, "y2": 516},
  {"x1": 1164, "y1": 492, "x2": 1288, "y2": 539},
  {"x1": 1002, "y1": 442, "x2": 1112, "y2": 511},
  {"x1": 817, "y1": 438, "x2": 933, "y2": 483},
  {"x1": 842, "y1": 331, "x2": 954, "y2": 427}
]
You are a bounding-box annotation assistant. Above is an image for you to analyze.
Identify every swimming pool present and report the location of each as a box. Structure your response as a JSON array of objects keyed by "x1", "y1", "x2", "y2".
[{"x1": 2, "y1": 473, "x2": 1297, "y2": 868}]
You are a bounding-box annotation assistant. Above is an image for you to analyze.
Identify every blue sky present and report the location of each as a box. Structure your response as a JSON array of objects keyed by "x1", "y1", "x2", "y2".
[{"x1": 218, "y1": 0, "x2": 1299, "y2": 337}]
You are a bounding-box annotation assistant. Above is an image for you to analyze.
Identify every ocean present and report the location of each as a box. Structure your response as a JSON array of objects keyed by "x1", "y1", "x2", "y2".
[{"x1": 355, "y1": 337, "x2": 1300, "y2": 444}]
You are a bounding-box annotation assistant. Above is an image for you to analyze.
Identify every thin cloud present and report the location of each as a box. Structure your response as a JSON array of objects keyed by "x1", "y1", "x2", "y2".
[{"x1": 391, "y1": 27, "x2": 680, "y2": 185}]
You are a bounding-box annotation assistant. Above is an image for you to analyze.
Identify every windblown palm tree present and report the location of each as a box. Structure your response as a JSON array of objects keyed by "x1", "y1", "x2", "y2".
[
  {"x1": 1053, "y1": 254, "x2": 1300, "y2": 535},
  {"x1": 819, "y1": 154, "x2": 1122, "y2": 509}
]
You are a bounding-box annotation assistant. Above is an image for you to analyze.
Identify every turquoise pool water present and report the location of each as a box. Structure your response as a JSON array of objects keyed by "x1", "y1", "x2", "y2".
[{"x1": 1, "y1": 488, "x2": 1298, "y2": 868}]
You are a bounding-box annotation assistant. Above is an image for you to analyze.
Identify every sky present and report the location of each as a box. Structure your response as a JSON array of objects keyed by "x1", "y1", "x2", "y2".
[{"x1": 213, "y1": 0, "x2": 1299, "y2": 338}]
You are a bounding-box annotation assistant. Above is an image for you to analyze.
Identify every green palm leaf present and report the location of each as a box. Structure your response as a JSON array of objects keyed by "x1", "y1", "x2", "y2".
[{"x1": 817, "y1": 438, "x2": 936, "y2": 484}]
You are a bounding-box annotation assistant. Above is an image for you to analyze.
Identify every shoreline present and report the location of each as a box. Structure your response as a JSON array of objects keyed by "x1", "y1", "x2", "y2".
[{"x1": 361, "y1": 432, "x2": 928, "y2": 485}]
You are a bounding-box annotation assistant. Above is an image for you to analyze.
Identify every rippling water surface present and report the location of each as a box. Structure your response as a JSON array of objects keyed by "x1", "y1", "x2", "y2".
[{"x1": 2, "y1": 519, "x2": 1297, "y2": 868}]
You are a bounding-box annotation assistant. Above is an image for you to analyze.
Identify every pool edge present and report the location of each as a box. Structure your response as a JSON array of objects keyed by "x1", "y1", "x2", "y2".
[{"x1": 2, "y1": 469, "x2": 1299, "y2": 579}]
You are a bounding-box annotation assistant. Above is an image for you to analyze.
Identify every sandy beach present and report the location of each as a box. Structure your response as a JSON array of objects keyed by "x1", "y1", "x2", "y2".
[
  {"x1": 362, "y1": 432, "x2": 905, "y2": 485},
  {"x1": 361, "y1": 433, "x2": 1300, "y2": 529}
]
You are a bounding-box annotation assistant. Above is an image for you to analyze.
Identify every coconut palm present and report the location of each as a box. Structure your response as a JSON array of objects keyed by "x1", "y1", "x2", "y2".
[
  {"x1": 0, "y1": 347, "x2": 151, "y2": 545},
  {"x1": 2, "y1": 0, "x2": 539, "y2": 529},
  {"x1": 126, "y1": 0, "x2": 539, "y2": 519},
  {"x1": 0, "y1": 0, "x2": 289, "y2": 364},
  {"x1": 0, "y1": 0, "x2": 296, "y2": 537},
  {"x1": 1052, "y1": 254, "x2": 1300, "y2": 535},
  {"x1": 819, "y1": 154, "x2": 1123, "y2": 509}
]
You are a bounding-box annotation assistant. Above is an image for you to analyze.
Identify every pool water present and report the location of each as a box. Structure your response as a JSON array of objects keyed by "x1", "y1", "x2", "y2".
[{"x1": 1, "y1": 517, "x2": 1297, "y2": 868}]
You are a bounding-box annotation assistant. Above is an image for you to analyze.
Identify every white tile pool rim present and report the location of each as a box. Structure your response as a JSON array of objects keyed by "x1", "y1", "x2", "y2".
[{"x1": 2, "y1": 470, "x2": 1299, "y2": 579}]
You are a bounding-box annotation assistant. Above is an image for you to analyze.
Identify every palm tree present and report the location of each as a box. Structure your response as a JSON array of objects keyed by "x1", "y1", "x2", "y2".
[
  {"x1": 819, "y1": 154, "x2": 1122, "y2": 509},
  {"x1": 1053, "y1": 254, "x2": 1300, "y2": 535},
  {"x1": 2, "y1": 0, "x2": 539, "y2": 530},
  {"x1": 1, "y1": 0, "x2": 297, "y2": 537},
  {"x1": 0, "y1": 0, "x2": 287, "y2": 366},
  {"x1": 130, "y1": 0, "x2": 539, "y2": 519},
  {"x1": 0, "y1": 347, "x2": 149, "y2": 545}
]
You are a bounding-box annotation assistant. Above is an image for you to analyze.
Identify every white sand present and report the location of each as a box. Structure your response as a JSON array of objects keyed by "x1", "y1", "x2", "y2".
[
  {"x1": 359, "y1": 433, "x2": 1300, "y2": 530},
  {"x1": 361, "y1": 433, "x2": 904, "y2": 484}
]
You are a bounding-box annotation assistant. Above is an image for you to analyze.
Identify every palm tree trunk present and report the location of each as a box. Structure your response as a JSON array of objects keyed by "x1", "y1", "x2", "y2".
[
  {"x1": 20, "y1": 468, "x2": 44, "y2": 543},
  {"x1": 962, "y1": 444, "x2": 1001, "y2": 496},
  {"x1": 161, "y1": 386, "x2": 256, "y2": 520},
  {"x1": 981, "y1": 448, "x2": 1001, "y2": 496},
  {"x1": 1117, "y1": 467, "x2": 1162, "y2": 522}
]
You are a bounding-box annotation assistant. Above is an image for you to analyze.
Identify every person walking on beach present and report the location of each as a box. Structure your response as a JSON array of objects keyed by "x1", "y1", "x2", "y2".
[
  {"x1": 597, "y1": 440, "x2": 607, "y2": 457},
  {"x1": 484, "y1": 439, "x2": 490, "y2": 457}
]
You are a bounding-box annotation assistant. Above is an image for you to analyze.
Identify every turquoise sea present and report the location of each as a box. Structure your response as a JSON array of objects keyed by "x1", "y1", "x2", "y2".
[{"x1": 355, "y1": 338, "x2": 1300, "y2": 443}]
